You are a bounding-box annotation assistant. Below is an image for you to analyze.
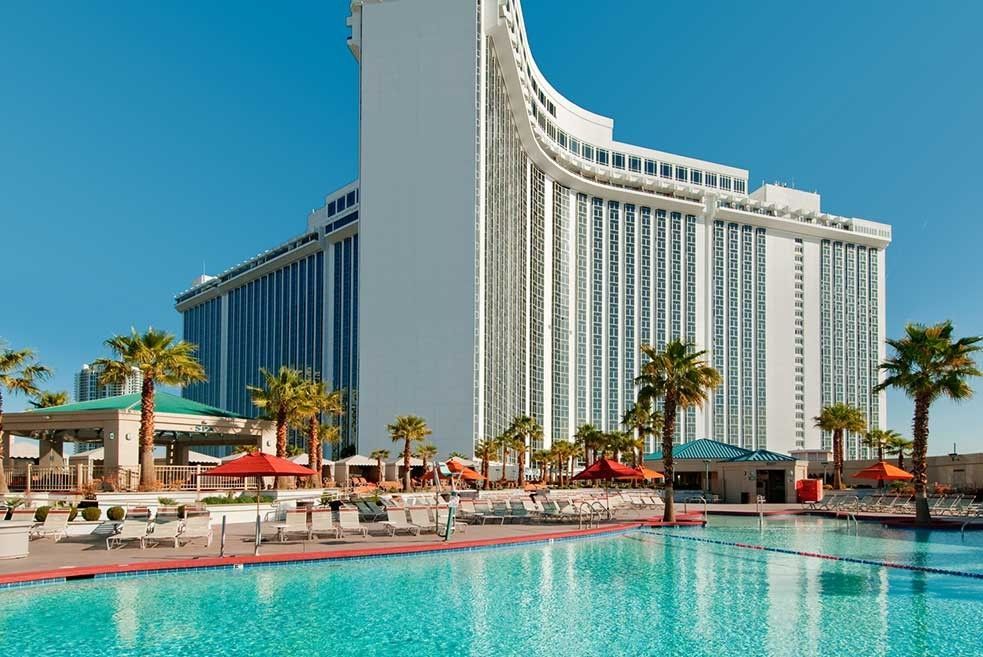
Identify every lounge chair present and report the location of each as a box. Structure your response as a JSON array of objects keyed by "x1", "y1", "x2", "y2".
[
  {"x1": 142, "y1": 521, "x2": 181, "y2": 548},
  {"x1": 277, "y1": 510, "x2": 312, "y2": 542},
  {"x1": 29, "y1": 511, "x2": 70, "y2": 542},
  {"x1": 472, "y1": 501, "x2": 504, "y2": 525},
  {"x1": 491, "y1": 501, "x2": 516, "y2": 523},
  {"x1": 943, "y1": 497, "x2": 973, "y2": 517},
  {"x1": 408, "y1": 507, "x2": 436, "y2": 533},
  {"x1": 354, "y1": 500, "x2": 386, "y2": 521},
  {"x1": 178, "y1": 516, "x2": 213, "y2": 547},
  {"x1": 436, "y1": 508, "x2": 466, "y2": 535},
  {"x1": 508, "y1": 500, "x2": 530, "y2": 522},
  {"x1": 106, "y1": 519, "x2": 149, "y2": 550},
  {"x1": 381, "y1": 508, "x2": 420, "y2": 536},
  {"x1": 310, "y1": 511, "x2": 341, "y2": 540},
  {"x1": 337, "y1": 510, "x2": 368, "y2": 538}
]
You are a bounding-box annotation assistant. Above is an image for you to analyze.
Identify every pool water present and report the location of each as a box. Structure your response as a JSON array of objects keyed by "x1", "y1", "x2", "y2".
[{"x1": 1, "y1": 517, "x2": 980, "y2": 657}]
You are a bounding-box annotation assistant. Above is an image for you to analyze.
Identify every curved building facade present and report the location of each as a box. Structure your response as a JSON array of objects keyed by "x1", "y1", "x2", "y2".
[{"x1": 177, "y1": 0, "x2": 891, "y2": 461}]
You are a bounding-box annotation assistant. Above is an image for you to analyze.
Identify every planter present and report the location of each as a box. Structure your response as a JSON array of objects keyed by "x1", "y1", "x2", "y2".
[
  {"x1": 0, "y1": 522, "x2": 33, "y2": 559},
  {"x1": 203, "y1": 503, "x2": 278, "y2": 527}
]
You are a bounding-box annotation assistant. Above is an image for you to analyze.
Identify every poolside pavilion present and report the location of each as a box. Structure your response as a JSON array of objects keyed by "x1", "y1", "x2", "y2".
[
  {"x1": 644, "y1": 439, "x2": 808, "y2": 503},
  {"x1": 0, "y1": 392, "x2": 275, "y2": 492}
]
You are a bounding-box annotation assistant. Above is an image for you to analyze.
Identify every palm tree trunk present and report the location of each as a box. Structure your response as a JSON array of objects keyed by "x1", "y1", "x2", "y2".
[
  {"x1": 516, "y1": 448, "x2": 525, "y2": 487},
  {"x1": 403, "y1": 440, "x2": 412, "y2": 492},
  {"x1": 275, "y1": 409, "x2": 294, "y2": 489},
  {"x1": 832, "y1": 429, "x2": 844, "y2": 490},
  {"x1": 897, "y1": 451, "x2": 904, "y2": 469},
  {"x1": 912, "y1": 395, "x2": 931, "y2": 525},
  {"x1": 662, "y1": 393, "x2": 677, "y2": 522},
  {"x1": 0, "y1": 389, "x2": 8, "y2": 495},
  {"x1": 377, "y1": 459, "x2": 384, "y2": 484},
  {"x1": 306, "y1": 416, "x2": 320, "y2": 488},
  {"x1": 500, "y1": 448, "x2": 509, "y2": 484},
  {"x1": 139, "y1": 378, "x2": 157, "y2": 490}
]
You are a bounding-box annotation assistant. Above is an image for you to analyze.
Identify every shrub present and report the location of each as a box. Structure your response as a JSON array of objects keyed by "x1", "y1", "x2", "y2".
[
  {"x1": 81, "y1": 507, "x2": 102, "y2": 521},
  {"x1": 107, "y1": 506, "x2": 126, "y2": 521},
  {"x1": 34, "y1": 506, "x2": 52, "y2": 522},
  {"x1": 201, "y1": 493, "x2": 273, "y2": 505},
  {"x1": 68, "y1": 504, "x2": 79, "y2": 521},
  {"x1": 157, "y1": 497, "x2": 178, "y2": 506}
]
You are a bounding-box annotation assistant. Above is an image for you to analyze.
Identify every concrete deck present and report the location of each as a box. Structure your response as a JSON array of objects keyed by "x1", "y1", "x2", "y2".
[{"x1": 1, "y1": 509, "x2": 666, "y2": 580}]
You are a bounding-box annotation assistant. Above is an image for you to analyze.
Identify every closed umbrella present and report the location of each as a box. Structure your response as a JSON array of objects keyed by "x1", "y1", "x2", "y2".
[{"x1": 204, "y1": 452, "x2": 317, "y2": 555}]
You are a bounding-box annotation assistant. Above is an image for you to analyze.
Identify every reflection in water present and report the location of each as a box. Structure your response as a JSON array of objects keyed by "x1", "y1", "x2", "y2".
[{"x1": 112, "y1": 581, "x2": 139, "y2": 646}]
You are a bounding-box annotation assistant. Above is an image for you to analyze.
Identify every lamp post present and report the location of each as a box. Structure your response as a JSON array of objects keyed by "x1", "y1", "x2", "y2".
[
  {"x1": 703, "y1": 459, "x2": 712, "y2": 497},
  {"x1": 949, "y1": 443, "x2": 960, "y2": 462}
]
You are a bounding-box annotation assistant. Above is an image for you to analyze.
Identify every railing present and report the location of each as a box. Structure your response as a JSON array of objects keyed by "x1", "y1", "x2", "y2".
[
  {"x1": 153, "y1": 466, "x2": 256, "y2": 491},
  {"x1": 0, "y1": 464, "x2": 255, "y2": 493}
]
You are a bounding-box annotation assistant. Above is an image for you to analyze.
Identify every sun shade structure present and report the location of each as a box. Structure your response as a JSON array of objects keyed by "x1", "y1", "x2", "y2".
[
  {"x1": 572, "y1": 458, "x2": 641, "y2": 481},
  {"x1": 205, "y1": 452, "x2": 316, "y2": 555},
  {"x1": 852, "y1": 461, "x2": 913, "y2": 481},
  {"x1": 631, "y1": 466, "x2": 665, "y2": 480},
  {"x1": 26, "y1": 391, "x2": 248, "y2": 418}
]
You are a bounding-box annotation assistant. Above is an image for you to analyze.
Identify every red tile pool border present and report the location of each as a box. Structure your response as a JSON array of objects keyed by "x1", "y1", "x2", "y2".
[{"x1": 0, "y1": 522, "x2": 650, "y2": 588}]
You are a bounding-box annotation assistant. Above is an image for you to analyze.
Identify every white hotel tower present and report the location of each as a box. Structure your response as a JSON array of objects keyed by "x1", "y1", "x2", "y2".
[{"x1": 177, "y1": 0, "x2": 891, "y2": 461}]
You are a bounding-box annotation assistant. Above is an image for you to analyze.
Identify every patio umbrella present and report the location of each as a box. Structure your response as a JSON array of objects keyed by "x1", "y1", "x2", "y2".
[
  {"x1": 630, "y1": 465, "x2": 665, "y2": 481},
  {"x1": 204, "y1": 452, "x2": 317, "y2": 555},
  {"x1": 571, "y1": 458, "x2": 641, "y2": 481},
  {"x1": 852, "y1": 461, "x2": 913, "y2": 489}
]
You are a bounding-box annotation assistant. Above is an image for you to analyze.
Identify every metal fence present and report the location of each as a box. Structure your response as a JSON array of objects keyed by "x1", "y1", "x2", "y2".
[{"x1": 1, "y1": 464, "x2": 253, "y2": 492}]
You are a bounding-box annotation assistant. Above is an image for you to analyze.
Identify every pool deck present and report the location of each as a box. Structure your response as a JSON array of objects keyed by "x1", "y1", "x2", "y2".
[{"x1": 0, "y1": 509, "x2": 699, "y2": 585}]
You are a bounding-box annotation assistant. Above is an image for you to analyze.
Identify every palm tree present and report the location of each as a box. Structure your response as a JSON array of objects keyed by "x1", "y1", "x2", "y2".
[
  {"x1": 573, "y1": 424, "x2": 598, "y2": 466},
  {"x1": 496, "y1": 431, "x2": 512, "y2": 484},
  {"x1": 474, "y1": 438, "x2": 497, "y2": 485},
  {"x1": 448, "y1": 451, "x2": 467, "y2": 460},
  {"x1": 370, "y1": 448, "x2": 390, "y2": 484},
  {"x1": 247, "y1": 366, "x2": 310, "y2": 488},
  {"x1": 813, "y1": 403, "x2": 868, "y2": 490},
  {"x1": 885, "y1": 434, "x2": 913, "y2": 469},
  {"x1": 414, "y1": 441, "x2": 438, "y2": 474},
  {"x1": 532, "y1": 449, "x2": 551, "y2": 483},
  {"x1": 506, "y1": 415, "x2": 541, "y2": 487},
  {"x1": 0, "y1": 343, "x2": 51, "y2": 493},
  {"x1": 551, "y1": 440, "x2": 577, "y2": 487},
  {"x1": 387, "y1": 415, "x2": 432, "y2": 492},
  {"x1": 95, "y1": 328, "x2": 205, "y2": 490},
  {"x1": 862, "y1": 428, "x2": 902, "y2": 463},
  {"x1": 636, "y1": 340, "x2": 722, "y2": 522},
  {"x1": 622, "y1": 403, "x2": 662, "y2": 457},
  {"x1": 29, "y1": 391, "x2": 69, "y2": 409},
  {"x1": 294, "y1": 380, "x2": 343, "y2": 487},
  {"x1": 875, "y1": 321, "x2": 982, "y2": 524}
]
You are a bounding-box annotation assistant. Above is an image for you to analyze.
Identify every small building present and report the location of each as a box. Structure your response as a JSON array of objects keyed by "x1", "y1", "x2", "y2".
[{"x1": 645, "y1": 439, "x2": 809, "y2": 504}]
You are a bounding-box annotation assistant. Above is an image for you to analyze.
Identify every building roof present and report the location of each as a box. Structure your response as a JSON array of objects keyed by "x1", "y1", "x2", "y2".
[
  {"x1": 727, "y1": 449, "x2": 796, "y2": 462},
  {"x1": 26, "y1": 391, "x2": 247, "y2": 419},
  {"x1": 645, "y1": 438, "x2": 752, "y2": 462}
]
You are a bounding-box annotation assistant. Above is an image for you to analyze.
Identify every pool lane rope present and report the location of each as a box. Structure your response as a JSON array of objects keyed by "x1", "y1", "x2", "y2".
[{"x1": 640, "y1": 530, "x2": 983, "y2": 580}]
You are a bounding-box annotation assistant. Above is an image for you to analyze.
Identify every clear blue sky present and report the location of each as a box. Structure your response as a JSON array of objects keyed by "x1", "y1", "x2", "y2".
[{"x1": 1, "y1": 1, "x2": 980, "y2": 456}]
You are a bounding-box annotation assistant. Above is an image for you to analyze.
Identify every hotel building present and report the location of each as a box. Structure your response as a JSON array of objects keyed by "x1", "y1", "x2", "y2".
[{"x1": 175, "y1": 0, "x2": 891, "y2": 461}]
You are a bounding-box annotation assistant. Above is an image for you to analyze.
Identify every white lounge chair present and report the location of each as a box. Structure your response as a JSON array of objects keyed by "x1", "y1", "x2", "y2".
[
  {"x1": 381, "y1": 508, "x2": 420, "y2": 536},
  {"x1": 310, "y1": 511, "x2": 341, "y2": 539},
  {"x1": 436, "y1": 508, "x2": 466, "y2": 535},
  {"x1": 30, "y1": 511, "x2": 70, "y2": 542},
  {"x1": 178, "y1": 516, "x2": 213, "y2": 547},
  {"x1": 106, "y1": 519, "x2": 149, "y2": 550},
  {"x1": 276, "y1": 510, "x2": 312, "y2": 542},
  {"x1": 337, "y1": 510, "x2": 368, "y2": 538},
  {"x1": 408, "y1": 507, "x2": 435, "y2": 533},
  {"x1": 142, "y1": 521, "x2": 181, "y2": 548}
]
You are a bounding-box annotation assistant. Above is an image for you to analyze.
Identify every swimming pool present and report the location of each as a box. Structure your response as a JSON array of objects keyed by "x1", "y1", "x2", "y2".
[{"x1": 1, "y1": 517, "x2": 980, "y2": 657}]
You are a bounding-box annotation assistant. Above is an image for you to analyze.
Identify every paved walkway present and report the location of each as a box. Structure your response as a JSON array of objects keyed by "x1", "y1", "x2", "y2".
[{"x1": 2, "y1": 510, "x2": 662, "y2": 578}]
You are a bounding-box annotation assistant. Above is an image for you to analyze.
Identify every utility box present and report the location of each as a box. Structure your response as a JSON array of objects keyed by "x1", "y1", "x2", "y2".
[{"x1": 796, "y1": 478, "x2": 823, "y2": 503}]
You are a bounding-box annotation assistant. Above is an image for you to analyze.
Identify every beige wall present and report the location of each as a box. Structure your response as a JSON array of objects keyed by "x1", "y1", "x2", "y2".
[{"x1": 806, "y1": 453, "x2": 983, "y2": 489}]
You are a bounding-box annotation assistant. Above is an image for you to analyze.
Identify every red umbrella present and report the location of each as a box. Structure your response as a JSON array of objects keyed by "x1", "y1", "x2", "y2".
[
  {"x1": 572, "y1": 458, "x2": 642, "y2": 481},
  {"x1": 204, "y1": 452, "x2": 317, "y2": 555}
]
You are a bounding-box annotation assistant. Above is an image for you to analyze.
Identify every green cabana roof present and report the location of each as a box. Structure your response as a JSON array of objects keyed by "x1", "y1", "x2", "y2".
[
  {"x1": 645, "y1": 438, "x2": 752, "y2": 462},
  {"x1": 728, "y1": 449, "x2": 796, "y2": 462},
  {"x1": 27, "y1": 391, "x2": 247, "y2": 419}
]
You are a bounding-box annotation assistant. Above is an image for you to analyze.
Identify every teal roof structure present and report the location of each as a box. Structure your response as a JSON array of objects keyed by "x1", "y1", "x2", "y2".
[
  {"x1": 727, "y1": 449, "x2": 796, "y2": 462},
  {"x1": 27, "y1": 392, "x2": 247, "y2": 419},
  {"x1": 645, "y1": 438, "x2": 752, "y2": 462}
]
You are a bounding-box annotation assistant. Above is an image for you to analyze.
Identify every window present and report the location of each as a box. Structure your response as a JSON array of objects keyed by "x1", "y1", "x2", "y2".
[
  {"x1": 629, "y1": 156, "x2": 641, "y2": 173},
  {"x1": 720, "y1": 176, "x2": 732, "y2": 191},
  {"x1": 547, "y1": 100, "x2": 556, "y2": 117},
  {"x1": 337, "y1": 195, "x2": 346, "y2": 212},
  {"x1": 690, "y1": 169, "x2": 703, "y2": 185},
  {"x1": 735, "y1": 179, "x2": 747, "y2": 194},
  {"x1": 582, "y1": 144, "x2": 594, "y2": 161},
  {"x1": 596, "y1": 149, "x2": 609, "y2": 166},
  {"x1": 706, "y1": 173, "x2": 717, "y2": 188},
  {"x1": 660, "y1": 163, "x2": 672, "y2": 178},
  {"x1": 558, "y1": 131, "x2": 567, "y2": 148},
  {"x1": 327, "y1": 200, "x2": 336, "y2": 217},
  {"x1": 569, "y1": 138, "x2": 580, "y2": 156},
  {"x1": 675, "y1": 166, "x2": 688, "y2": 182},
  {"x1": 346, "y1": 191, "x2": 356, "y2": 206},
  {"x1": 645, "y1": 159, "x2": 657, "y2": 176},
  {"x1": 612, "y1": 152, "x2": 625, "y2": 169}
]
